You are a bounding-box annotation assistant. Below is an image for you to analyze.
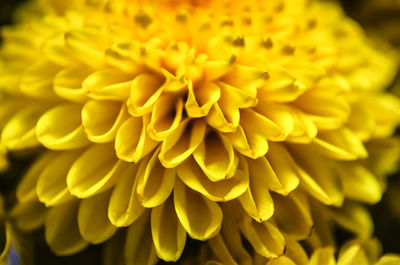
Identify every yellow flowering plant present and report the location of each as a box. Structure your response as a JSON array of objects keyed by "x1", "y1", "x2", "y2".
[{"x1": 0, "y1": 0, "x2": 400, "y2": 264}]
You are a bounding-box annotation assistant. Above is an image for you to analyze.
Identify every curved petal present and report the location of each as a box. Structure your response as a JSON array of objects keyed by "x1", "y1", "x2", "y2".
[
  {"x1": 309, "y1": 128, "x2": 367, "y2": 160},
  {"x1": 255, "y1": 102, "x2": 294, "y2": 139},
  {"x1": 239, "y1": 158, "x2": 274, "y2": 222},
  {"x1": 125, "y1": 212, "x2": 159, "y2": 265},
  {"x1": 193, "y1": 132, "x2": 237, "y2": 182},
  {"x1": 272, "y1": 192, "x2": 313, "y2": 240},
  {"x1": 36, "y1": 103, "x2": 90, "y2": 150},
  {"x1": 337, "y1": 244, "x2": 369, "y2": 265},
  {"x1": 1, "y1": 104, "x2": 49, "y2": 150},
  {"x1": 334, "y1": 162, "x2": 382, "y2": 204},
  {"x1": 78, "y1": 190, "x2": 117, "y2": 244},
  {"x1": 16, "y1": 152, "x2": 55, "y2": 203},
  {"x1": 127, "y1": 73, "x2": 164, "y2": 116},
  {"x1": 82, "y1": 68, "x2": 134, "y2": 100},
  {"x1": 10, "y1": 200, "x2": 47, "y2": 232},
  {"x1": 19, "y1": 60, "x2": 61, "y2": 100},
  {"x1": 174, "y1": 179, "x2": 222, "y2": 240},
  {"x1": 289, "y1": 145, "x2": 344, "y2": 206},
  {"x1": 266, "y1": 143, "x2": 301, "y2": 195},
  {"x1": 108, "y1": 163, "x2": 145, "y2": 227},
  {"x1": 136, "y1": 149, "x2": 176, "y2": 208},
  {"x1": 159, "y1": 119, "x2": 206, "y2": 168},
  {"x1": 208, "y1": 234, "x2": 246, "y2": 265},
  {"x1": 37, "y1": 150, "x2": 81, "y2": 207},
  {"x1": 151, "y1": 197, "x2": 186, "y2": 262},
  {"x1": 115, "y1": 116, "x2": 159, "y2": 163},
  {"x1": 266, "y1": 257, "x2": 298, "y2": 265},
  {"x1": 82, "y1": 100, "x2": 128, "y2": 143},
  {"x1": 45, "y1": 200, "x2": 88, "y2": 256},
  {"x1": 147, "y1": 95, "x2": 183, "y2": 141},
  {"x1": 185, "y1": 81, "x2": 220, "y2": 118},
  {"x1": 309, "y1": 248, "x2": 335, "y2": 265},
  {"x1": 207, "y1": 102, "x2": 239, "y2": 133},
  {"x1": 239, "y1": 217, "x2": 285, "y2": 259},
  {"x1": 67, "y1": 144, "x2": 120, "y2": 198},
  {"x1": 54, "y1": 66, "x2": 91, "y2": 103},
  {"x1": 177, "y1": 156, "x2": 249, "y2": 202}
]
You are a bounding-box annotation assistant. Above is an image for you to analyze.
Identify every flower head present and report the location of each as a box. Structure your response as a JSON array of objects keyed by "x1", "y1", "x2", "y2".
[{"x1": 2, "y1": 0, "x2": 400, "y2": 263}]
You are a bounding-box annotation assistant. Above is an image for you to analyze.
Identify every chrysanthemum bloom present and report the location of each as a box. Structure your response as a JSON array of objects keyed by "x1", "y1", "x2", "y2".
[{"x1": 2, "y1": 0, "x2": 400, "y2": 263}]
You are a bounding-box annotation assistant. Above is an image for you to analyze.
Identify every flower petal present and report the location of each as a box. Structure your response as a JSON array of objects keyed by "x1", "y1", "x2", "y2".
[
  {"x1": 82, "y1": 99, "x2": 128, "y2": 143},
  {"x1": 36, "y1": 103, "x2": 90, "y2": 150},
  {"x1": 159, "y1": 119, "x2": 206, "y2": 168},
  {"x1": 177, "y1": 156, "x2": 249, "y2": 202},
  {"x1": 151, "y1": 197, "x2": 186, "y2": 262},
  {"x1": 82, "y1": 68, "x2": 134, "y2": 100},
  {"x1": 45, "y1": 200, "x2": 88, "y2": 256},
  {"x1": 309, "y1": 248, "x2": 335, "y2": 265},
  {"x1": 136, "y1": 149, "x2": 176, "y2": 208},
  {"x1": 334, "y1": 162, "x2": 382, "y2": 204},
  {"x1": 267, "y1": 257, "x2": 297, "y2": 265},
  {"x1": 67, "y1": 144, "x2": 120, "y2": 198},
  {"x1": 193, "y1": 132, "x2": 237, "y2": 182},
  {"x1": 1, "y1": 104, "x2": 49, "y2": 150},
  {"x1": 10, "y1": 200, "x2": 47, "y2": 232},
  {"x1": 115, "y1": 116, "x2": 159, "y2": 163},
  {"x1": 239, "y1": 217, "x2": 285, "y2": 259},
  {"x1": 37, "y1": 150, "x2": 81, "y2": 207},
  {"x1": 147, "y1": 95, "x2": 183, "y2": 141},
  {"x1": 108, "y1": 163, "x2": 145, "y2": 227},
  {"x1": 239, "y1": 158, "x2": 274, "y2": 222},
  {"x1": 127, "y1": 73, "x2": 164, "y2": 116},
  {"x1": 54, "y1": 66, "x2": 91, "y2": 103},
  {"x1": 125, "y1": 212, "x2": 159, "y2": 265},
  {"x1": 174, "y1": 179, "x2": 222, "y2": 240},
  {"x1": 185, "y1": 81, "x2": 221, "y2": 118},
  {"x1": 78, "y1": 190, "x2": 117, "y2": 244}
]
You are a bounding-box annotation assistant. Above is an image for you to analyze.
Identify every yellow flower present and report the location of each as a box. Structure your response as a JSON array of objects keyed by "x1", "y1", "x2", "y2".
[{"x1": 2, "y1": 0, "x2": 400, "y2": 263}]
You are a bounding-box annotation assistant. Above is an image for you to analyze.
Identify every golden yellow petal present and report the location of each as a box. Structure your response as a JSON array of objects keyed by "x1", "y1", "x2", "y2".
[
  {"x1": 266, "y1": 257, "x2": 297, "y2": 265},
  {"x1": 266, "y1": 143, "x2": 301, "y2": 195},
  {"x1": 289, "y1": 145, "x2": 344, "y2": 206},
  {"x1": 309, "y1": 128, "x2": 368, "y2": 161},
  {"x1": 207, "y1": 102, "x2": 239, "y2": 133},
  {"x1": 54, "y1": 66, "x2": 91, "y2": 103},
  {"x1": 346, "y1": 102, "x2": 375, "y2": 142},
  {"x1": 82, "y1": 68, "x2": 133, "y2": 100},
  {"x1": 272, "y1": 191, "x2": 313, "y2": 240},
  {"x1": 0, "y1": 96, "x2": 29, "y2": 129},
  {"x1": 337, "y1": 244, "x2": 369, "y2": 265},
  {"x1": 286, "y1": 109, "x2": 318, "y2": 143},
  {"x1": 177, "y1": 156, "x2": 249, "y2": 202},
  {"x1": 193, "y1": 132, "x2": 237, "y2": 182},
  {"x1": 174, "y1": 179, "x2": 222, "y2": 240},
  {"x1": 108, "y1": 163, "x2": 144, "y2": 227},
  {"x1": 115, "y1": 116, "x2": 159, "y2": 163},
  {"x1": 1, "y1": 104, "x2": 49, "y2": 150},
  {"x1": 125, "y1": 211, "x2": 159, "y2": 265},
  {"x1": 16, "y1": 152, "x2": 55, "y2": 203},
  {"x1": 78, "y1": 190, "x2": 117, "y2": 244},
  {"x1": 239, "y1": 158, "x2": 274, "y2": 222},
  {"x1": 151, "y1": 197, "x2": 186, "y2": 262},
  {"x1": 208, "y1": 235, "x2": 242, "y2": 265},
  {"x1": 147, "y1": 95, "x2": 183, "y2": 141},
  {"x1": 376, "y1": 255, "x2": 400, "y2": 265},
  {"x1": 64, "y1": 27, "x2": 106, "y2": 68},
  {"x1": 285, "y1": 238, "x2": 309, "y2": 265},
  {"x1": 185, "y1": 81, "x2": 221, "y2": 118},
  {"x1": 239, "y1": 217, "x2": 285, "y2": 259},
  {"x1": 159, "y1": 118, "x2": 206, "y2": 168},
  {"x1": 45, "y1": 200, "x2": 88, "y2": 256},
  {"x1": 67, "y1": 144, "x2": 120, "y2": 198},
  {"x1": 10, "y1": 200, "x2": 47, "y2": 232},
  {"x1": 136, "y1": 149, "x2": 176, "y2": 208},
  {"x1": 36, "y1": 103, "x2": 90, "y2": 150},
  {"x1": 240, "y1": 108, "x2": 284, "y2": 141},
  {"x1": 127, "y1": 73, "x2": 164, "y2": 116},
  {"x1": 328, "y1": 201, "x2": 373, "y2": 239},
  {"x1": 37, "y1": 150, "x2": 81, "y2": 207},
  {"x1": 82, "y1": 99, "x2": 128, "y2": 143},
  {"x1": 42, "y1": 32, "x2": 81, "y2": 67},
  {"x1": 19, "y1": 60, "x2": 62, "y2": 100},
  {"x1": 309, "y1": 248, "x2": 336, "y2": 265},
  {"x1": 334, "y1": 162, "x2": 382, "y2": 204}
]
